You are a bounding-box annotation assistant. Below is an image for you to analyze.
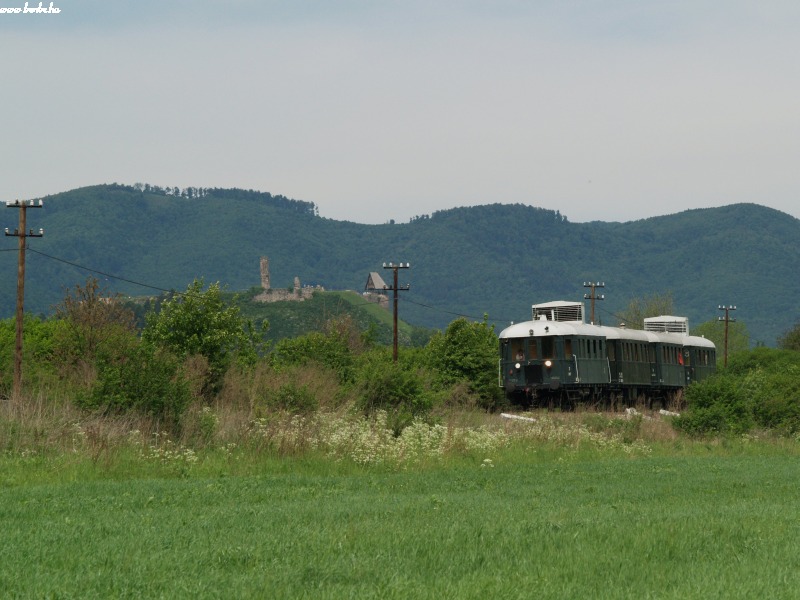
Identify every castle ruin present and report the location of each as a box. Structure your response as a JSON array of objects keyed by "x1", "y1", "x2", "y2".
[{"x1": 253, "y1": 257, "x2": 323, "y2": 303}]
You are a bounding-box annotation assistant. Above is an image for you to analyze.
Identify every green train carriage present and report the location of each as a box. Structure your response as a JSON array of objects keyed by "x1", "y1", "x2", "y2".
[{"x1": 498, "y1": 301, "x2": 717, "y2": 407}]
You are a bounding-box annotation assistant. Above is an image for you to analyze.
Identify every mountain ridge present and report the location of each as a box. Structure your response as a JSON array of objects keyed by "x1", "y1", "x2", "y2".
[{"x1": 2, "y1": 184, "x2": 798, "y2": 345}]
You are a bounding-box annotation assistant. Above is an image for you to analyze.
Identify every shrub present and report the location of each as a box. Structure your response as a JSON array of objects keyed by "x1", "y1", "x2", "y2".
[
  {"x1": 423, "y1": 316, "x2": 503, "y2": 410},
  {"x1": 79, "y1": 341, "x2": 192, "y2": 427},
  {"x1": 353, "y1": 351, "x2": 434, "y2": 434},
  {"x1": 0, "y1": 316, "x2": 61, "y2": 394},
  {"x1": 750, "y1": 367, "x2": 800, "y2": 433},
  {"x1": 270, "y1": 382, "x2": 319, "y2": 414},
  {"x1": 674, "y1": 348, "x2": 800, "y2": 436},
  {"x1": 674, "y1": 374, "x2": 753, "y2": 435},
  {"x1": 142, "y1": 279, "x2": 262, "y2": 395},
  {"x1": 270, "y1": 324, "x2": 356, "y2": 384}
]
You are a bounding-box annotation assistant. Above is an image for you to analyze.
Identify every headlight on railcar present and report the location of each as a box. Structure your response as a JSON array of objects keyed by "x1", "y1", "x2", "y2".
[
  {"x1": 544, "y1": 360, "x2": 552, "y2": 368},
  {"x1": 515, "y1": 362, "x2": 521, "y2": 370}
]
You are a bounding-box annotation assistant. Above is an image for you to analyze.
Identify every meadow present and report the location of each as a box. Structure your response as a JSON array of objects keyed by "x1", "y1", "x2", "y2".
[{"x1": 2, "y1": 399, "x2": 799, "y2": 599}]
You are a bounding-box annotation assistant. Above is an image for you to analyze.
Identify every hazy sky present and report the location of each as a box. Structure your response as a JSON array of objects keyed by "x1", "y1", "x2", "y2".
[{"x1": 2, "y1": 1, "x2": 799, "y2": 224}]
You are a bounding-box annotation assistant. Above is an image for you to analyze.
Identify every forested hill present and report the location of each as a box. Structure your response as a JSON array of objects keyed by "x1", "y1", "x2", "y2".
[{"x1": 1, "y1": 184, "x2": 798, "y2": 345}]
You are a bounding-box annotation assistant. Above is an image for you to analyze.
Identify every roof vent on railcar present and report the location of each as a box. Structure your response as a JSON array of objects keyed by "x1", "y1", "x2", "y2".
[
  {"x1": 643, "y1": 316, "x2": 689, "y2": 335},
  {"x1": 532, "y1": 301, "x2": 585, "y2": 323}
]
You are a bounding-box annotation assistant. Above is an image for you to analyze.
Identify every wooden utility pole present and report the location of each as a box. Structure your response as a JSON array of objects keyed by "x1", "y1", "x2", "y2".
[
  {"x1": 4, "y1": 199, "x2": 44, "y2": 401},
  {"x1": 718, "y1": 304, "x2": 737, "y2": 368},
  {"x1": 382, "y1": 262, "x2": 410, "y2": 362},
  {"x1": 583, "y1": 281, "x2": 605, "y2": 324}
]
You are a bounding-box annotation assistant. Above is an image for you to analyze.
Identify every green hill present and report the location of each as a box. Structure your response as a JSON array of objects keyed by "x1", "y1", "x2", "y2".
[
  {"x1": 225, "y1": 289, "x2": 423, "y2": 347},
  {"x1": 2, "y1": 184, "x2": 798, "y2": 345}
]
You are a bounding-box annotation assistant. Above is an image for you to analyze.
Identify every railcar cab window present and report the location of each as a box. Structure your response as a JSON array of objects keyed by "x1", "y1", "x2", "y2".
[
  {"x1": 564, "y1": 338, "x2": 573, "y2": 357},
  {"x1": 542, "y1": 337, "x2": 554, "y2": 359}
]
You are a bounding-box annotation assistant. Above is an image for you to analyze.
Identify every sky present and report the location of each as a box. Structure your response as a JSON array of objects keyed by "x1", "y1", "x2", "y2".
[{"x1": 2, "y1": 0, "x2": 799, "y2": 224}]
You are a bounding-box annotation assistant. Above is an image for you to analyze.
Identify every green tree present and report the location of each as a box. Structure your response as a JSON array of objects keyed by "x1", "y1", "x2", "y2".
[
  {"x1": 778, "y1": 322, "x2": 800, "y2": 351},
  {"x1": 424, "y1": 316, "x2": 502, "y2": 409},
  {"x1": 269, "y1": 315, "x2": 364, "y2": 384},
  {"x1": 616, "y1": 292, "x2": 674, "y2": 329},
  {"x1": 692, "y1": 319, "x2": 750, "y2": 362},
  {"x1": 142, "y1": 279, "x2": 261, "y2": 392},
  {"x1": 52, "y1": 277, "x2": 136, "y2": 374},
  {"x1": 0, "y1": 316, "x2": 60, "y2": 393}
]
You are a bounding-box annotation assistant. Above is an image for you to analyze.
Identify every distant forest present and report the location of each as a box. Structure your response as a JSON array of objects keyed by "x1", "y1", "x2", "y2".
[{"x1": 1, "y1": 184, "x2": 798, "y2": 345}]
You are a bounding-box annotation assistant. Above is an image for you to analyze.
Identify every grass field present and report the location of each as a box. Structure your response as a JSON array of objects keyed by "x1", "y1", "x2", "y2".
[{"x1": 2, "y1": 437, "x2": 799, "y2": 599}]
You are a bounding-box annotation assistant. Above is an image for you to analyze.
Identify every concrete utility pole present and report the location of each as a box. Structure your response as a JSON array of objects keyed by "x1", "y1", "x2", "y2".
[
  {"x1": 583, "y1": 281, "x2": 605, "y2": 324},
  {"x1": 718, "y1": 304, "x2": 737, "y2": 368},
  {"x1": 382, "y1": 262, "x2": 410, "y2": 362},
  {"x1": 4, "y1": 199, "x2": 44, "y2": 401}
]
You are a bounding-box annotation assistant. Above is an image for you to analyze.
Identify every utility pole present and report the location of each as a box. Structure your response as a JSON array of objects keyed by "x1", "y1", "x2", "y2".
[
  {"x1": 382, "y1": 262, "x2": 410, "y2": 362},
  {"x1": 718, "y1": 304, "x2": 737, "y2": 368},
  {"x1": 4, "y1": 199, "x2": 44, "y2": 401},
  {"x1": 583, "y1": 281, "x2": 605, "y2": 324}
]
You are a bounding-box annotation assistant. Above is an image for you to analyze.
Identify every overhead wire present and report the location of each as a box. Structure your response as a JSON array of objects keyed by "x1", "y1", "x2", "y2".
[
  {"x1": 20, "y1": 247, "x2": 523, "y2": 324},
  {"x1": 26, "y1": 247, "x2": 184, "y2": 296}
]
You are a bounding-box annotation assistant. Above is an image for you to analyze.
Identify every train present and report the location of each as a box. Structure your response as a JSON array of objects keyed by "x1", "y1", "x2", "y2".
[{"x1": 498, "y1": 301, "x2": 716, "y2": 408}]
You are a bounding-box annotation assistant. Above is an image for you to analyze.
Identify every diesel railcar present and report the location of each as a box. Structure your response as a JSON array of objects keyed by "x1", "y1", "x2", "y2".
[{"x1": 498, "y1": 301, "x2": 716, "y2": 407}]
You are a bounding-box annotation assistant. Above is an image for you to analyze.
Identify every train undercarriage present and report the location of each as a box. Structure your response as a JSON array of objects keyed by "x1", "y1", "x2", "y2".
[{"x1": 507, "y1": 384, "x2": 685, "y2": 412}]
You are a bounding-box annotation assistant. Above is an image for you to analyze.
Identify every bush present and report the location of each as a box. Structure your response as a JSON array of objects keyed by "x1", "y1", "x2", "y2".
[
  {"x1": 674, "y1": 374, "x2": 753, "y2": 435},
  {"x1": 79, "y1": 341, "x2": 192, "y2": 427},
  {"x1": 0, "y1": 316, "x2": 61, "y2": 394},
  {"x1": 270, "y1": 382, "x2": 319, "y2": 414},
  {"x1": 675, "y1": 348, "x2": 800, "y2": 435},
  {"x1": 423, "y1": 316, "x2": 503, "y2": 410},
  {"x1": 142, "y1": 279, "x2": 262, "y2": 395},
  {"x1": 270, "y1": 322, "x2": 357, "y2": 384},
  {"x1": 353, "y1": 351, "x2": 434, "y2": 434}
]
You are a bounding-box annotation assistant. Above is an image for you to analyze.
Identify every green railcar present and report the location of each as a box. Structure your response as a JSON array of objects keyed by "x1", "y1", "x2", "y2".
[{"x1": 499, "y1": 301, "x2": 717, "y2": 407}]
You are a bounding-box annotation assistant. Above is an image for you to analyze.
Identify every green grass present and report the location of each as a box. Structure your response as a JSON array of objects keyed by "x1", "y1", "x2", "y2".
[{"x1": 2, "y1": 449, "x2": 799, "y2": 599}]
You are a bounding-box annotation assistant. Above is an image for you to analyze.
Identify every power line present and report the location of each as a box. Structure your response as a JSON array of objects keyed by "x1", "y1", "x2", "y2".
[
  {"x1": 25, "y1": 247, "x2": 522, "y2": 326},
  {"x1": 402, "y1": 296, "x2": 515, "y2": 323},
  {"x1": 27, "y1": 248, "x2": 180, "y2": 295}
]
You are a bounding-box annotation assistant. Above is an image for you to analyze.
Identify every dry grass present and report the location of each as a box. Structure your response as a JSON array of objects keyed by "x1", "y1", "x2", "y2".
[{"x1": 0, "y1": 379, "x2": 753, "y2": 469}]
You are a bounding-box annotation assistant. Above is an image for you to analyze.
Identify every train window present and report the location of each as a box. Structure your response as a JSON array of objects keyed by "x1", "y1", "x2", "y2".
[
  {"x1": 648, "y1": 346, "x2": 655, "y2": 362},
  {"x1": 592, "y1": 339, "x2": 597, "y2": 357},
  {"x1": 542, "y1": 337, "x2": 554, "y2": 358},
  {"x1": 565, "y1": 339, "x2": 573, "y2": 357},
  {"x1": 511, "y1": 342, "x2": 524, "y2": 360},
  {"x1": 607, "y1": 342, "x2": 616, "y2": 361},
  {"x1": 529, "y1": 342, "x2": 538, "y2": 359}
]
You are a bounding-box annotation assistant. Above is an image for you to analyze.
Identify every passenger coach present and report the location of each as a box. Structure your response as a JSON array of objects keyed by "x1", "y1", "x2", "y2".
[{"x1": 499, "y1": 301, "x2": 716, "y2": 407}]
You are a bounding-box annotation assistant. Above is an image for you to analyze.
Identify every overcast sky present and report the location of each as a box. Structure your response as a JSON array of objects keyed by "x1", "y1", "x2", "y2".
[{"x1": 2, "y1": 1, "x2": 799, "y2": 224}]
